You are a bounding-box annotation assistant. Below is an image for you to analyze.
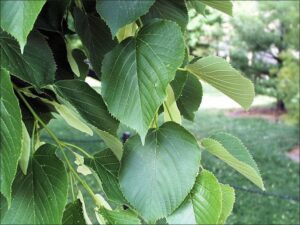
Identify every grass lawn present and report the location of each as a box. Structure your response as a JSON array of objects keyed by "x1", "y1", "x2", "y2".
[{"x1": 43, "y1": 83, "x2": 299, "y2": 224}]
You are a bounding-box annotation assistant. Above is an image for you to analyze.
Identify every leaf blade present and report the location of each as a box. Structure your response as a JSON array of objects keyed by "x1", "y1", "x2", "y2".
[
  {"x1": 96, "y1": 0, "x2": 155, "y2": 36},
  {"x1": 1, "y1": 144, "x2": 68, "y2": 224},
  {"x1": 119, "y1": 122, "x2": 201, "y2": 223},
  {"x1": 101, "y1": 20, "x2": 185, "y2": 141},
  {"x1": 186, "y1": 56, "x2": 254, "y2": 109},
  {"x1": 0, "y1": 69, "x2": 22, "y2": 204},
  {"x1": 201, "y1": 132, "x2": 264, "y2": 189},
  {"x1": 0, "y1": 0, "x2": 46, "y2": 51}
]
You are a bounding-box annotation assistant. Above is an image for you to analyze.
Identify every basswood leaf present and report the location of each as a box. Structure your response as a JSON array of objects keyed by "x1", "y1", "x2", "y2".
[
  {"x1": 218, "y1": 184, "x2": 235, "y2": 224},
  {"x1": 163, "y1": 85, "x2": 182, "y2": 124},
  {"x1": 142, "y1": 0, "x2": 188, "y2": 31},
  {"x1": 170, "y1": 70, "x2": 188, "y2": 100},
  {"x1": 99, "y1": 207, "x2": 141, "y2": 224},
  {"x1": 94, "y1": 129, "x2": 123, "y2": 161},
  {"x1": 54, "y1": 80, "x2": 119, "y2": 135},
  {"x1": 1, "y1": 144, "x2": 68, "y2": 224},
  {"x1": 177, "y1": 73, "x2": 203, "y2": 121},
  {"x1": 73, "y1": 8, "x2": 117, "y2": 76},
  {"x1": 201, "y1": 132, "x2": 264, "y2": 189},
  {"x1": 96, "y1": 0, "x2": 155, "y2": 36},
  {"x1": 200, "y1": 0, "x2": 233, "y2": 16},
  {"x1": 35, "y1": 0, "x2": 70, "y2": 32},
  {"x1": 102, "y1": 20, "x2": 185, "y2": 142},
  {"x1": 188, "y1": 1, "x2": 206, "y2": 16},
  {"x1": 119, "y1": 122, "x2": 201, "y2": 223},
  {"x1": 53, "y1": 102, "x2": 93, "y2": 136},
  {"x1": 116, "y1": 22, "x2": 138, "y2": 43},
  {"x1": 19, "y1": 122, "x2": 31, "y2": 175},
  {"x1": 0, "y1": 29, "x2": 56, "y2": 87},
  {"x1": 167, "y1": 170, "x2": 222, "y2": 224},
  {"x1": 0, "y1": 0, "x2": 46, "y2": 51},
  {"x1": 186, "y1": 56, "x2": 254, "y2": 109},
  {"x1": 62, "y1": 200, "x2": 86, "y2": 225},
  {"x1": 0, "y1": 68, "x2": 22, "y2": 204},
  {"x1": 85, "y1": 149, "x2": 125, "y2": 203}
]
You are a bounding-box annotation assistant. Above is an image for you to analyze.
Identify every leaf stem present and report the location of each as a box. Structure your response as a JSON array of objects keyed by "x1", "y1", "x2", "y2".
[
  {"x1": 62, "y1": 142, "x2": 93, "y2": 158},
  {"x1": 14, "y1": 86, "x2": 103, "y2": 208},
  {"x1": 177, "y1": 67, "x2": 187, "y2": 71}
]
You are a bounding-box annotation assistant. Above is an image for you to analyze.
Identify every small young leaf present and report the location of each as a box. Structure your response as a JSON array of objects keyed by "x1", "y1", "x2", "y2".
[
  {"x1": 101, "y1": 19, "x2": 184, "y2": 142},
  {"x1": 167, "y1": 170, "x2": 222, "y2": 224},
  {"x1": 186, "y1": 56, "x2": 254, "y2": 109},
  {"x1": 0, "y1": 0, "x2": 46, "y2": 51},
  {"x1": 19, "y1": 122, "x2": 31, "y2": 175},
  {"x1": 119, "y1": 122, "x2": 201, "y2": 223},
  {"x1": 0, "y1": 68, "x2": 22, "y2": 204},
  {"x1": 1, "y1": 144, "x2": 68, "y2": 224},
  {"x1": 218, "y1": 184, "x2": 235, "y2": 224},
  {"x1": 99, "y1": 207, "x2": 141, "y2": 225},
  {"x1": 116, "y1": 22, "x2": 138, "y2": 42},
  {"x1": 200, "y1": 0, "x2": 233, "y2": 16},
  {"x1": 0, "y1": 30, "x2": 56, "y2": 87},
  {"x1": 62, "y1": 200, "x2": 86, "y2": 225},
  {"x1": 85, "y1": 149, "x2": 125, "y2": 203},
  {"x1": 163, "y1": 85, "x2": 182, "y2": 124},
  {"x1": 201, "y1": 132, "x2": 264, "y2": 190},
  {"x1": 96, "y1": 0, "x2": 155, "y2": 36}
]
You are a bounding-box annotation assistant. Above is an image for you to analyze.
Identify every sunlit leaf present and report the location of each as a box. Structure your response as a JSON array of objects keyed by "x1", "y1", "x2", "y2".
[{"x1": 201, "y1": 132, "x2": 264, "y2": 189}]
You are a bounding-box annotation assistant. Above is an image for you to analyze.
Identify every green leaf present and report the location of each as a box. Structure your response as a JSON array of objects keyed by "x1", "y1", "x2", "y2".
[
  {"x1": 177, "y1": 73, "x2": 203, "y2": 121},
  {"x1": 186, "y1": 56, "x2": 254, "y2": 109},
  {"x1": 119, "y1": 122, "x2": 201, "y2": 223},
  {"x1": 218, "y1": 184, "x2": 235, "y2": 224},
  {"x1": 85, "y1": 149, "x2": 125, "y2": 203},
  {"x1": 19, "y1": 122, "x2": 31, "y2": 175},
  {"x1": 73, "y1": 8, "x2": 117, "y2": 76},
  {"x1": 200, "y1": 0, "x2": 233, "y2": 16},
  {"x1": 188, "y1": 1, "x2": 206, "y2": 16},
  {"x1": 0, "y1": 0, "x2": 46, "y2": 51},
  {"x1": 170, "y1": 70, "x2": 188, "y2": 100},
  {"x1": 72, "y1": 49, "x2": 89, "y2": 80},
  {"x1": 54, "y1": 80, "x2": 119, "y2": 135},
  {"x1": 167, "y1": 170, "x2": 222, "y2": 224},
  {"x1": 96, "y1": 0, "x2": 155, "y2": 36},
  {"x1": 102, "y1": 20, "x2": 185, "y2": 142},
  {"x1": 53, "y1": 102, "x2": 93, "y2": 136},
  {"x1": 163, "y1": 85, "x2": 182, "y2": 124},
  {"x1": 35, "y1": 0, "x2": 70, "y2": 32},
  {"x1": 1, "y1": 144, "x2": 68, "y2": 224},
  {"x1": 62, "y1": 200, "x2": 86, "y2": 225},
  {"x1": 142, "y1": 0, "x2": 188, "y2": 31},
  {"x1": 116, "y1": 22, "x2": 138, "y2": 43},
  {"x1": 201, "y1": 132, "x2": 264, "y2": 189},
  {"x1": 99, "y1": 207, "x2": 141, "y2": 224},
  {"x1": 0, "y1": 29, "x2": 56, "y2": 87},
  {"x1": 94, "y1": 129, "x2": 123, "y2": 161},
  {"x1": 0, "y1": 68, "x2": 22, "y2": 204}
]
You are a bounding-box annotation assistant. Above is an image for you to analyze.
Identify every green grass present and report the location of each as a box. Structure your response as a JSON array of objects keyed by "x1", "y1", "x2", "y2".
[{"x1": 43, "y1": 107, "x2": 299, "y2": 224}]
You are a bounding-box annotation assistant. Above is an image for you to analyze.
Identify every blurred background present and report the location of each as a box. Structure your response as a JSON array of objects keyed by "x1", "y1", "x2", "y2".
[{"x1": 43, "y1": 1, "x2": 299, "y2": 224}]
